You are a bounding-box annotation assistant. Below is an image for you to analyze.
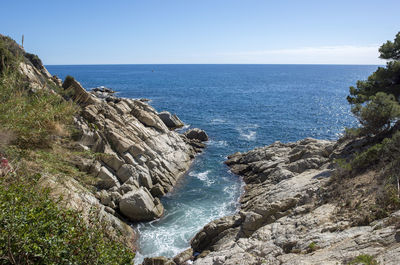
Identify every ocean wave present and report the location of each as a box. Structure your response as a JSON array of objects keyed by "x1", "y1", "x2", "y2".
[
  {"x1": 237, "y1": 128, "x2": 256, "y2": 141},
  {"x1": 210, "y1": 118, "x2": 226, "y2": 124},
  {"x1": 176, "y1": 124, "x2": 190, "y2": 132},
  {"x1": 208, "y1": 140, "x2": 228, "y2": 147},
  {"x1": 188, "y1": 170, "x2": 214, "y2": 186}
]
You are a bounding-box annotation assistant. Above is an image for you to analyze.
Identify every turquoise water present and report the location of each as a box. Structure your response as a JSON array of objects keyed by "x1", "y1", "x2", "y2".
[{"x1": 47, "y1": 64, "x2": 377, "y2": 262}]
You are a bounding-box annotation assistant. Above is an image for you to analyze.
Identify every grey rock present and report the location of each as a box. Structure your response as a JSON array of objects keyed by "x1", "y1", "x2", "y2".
[
  {"x1": 119, "y1": 187, "x2": 164, "y2": 221},
  {"x1": 116, "y1": 164, "x2": 139, "y2": 183},
  {"x1": 184, "y1": 128, "x2": 209, "y2": 142},
  {"x1": 185, "y1": 138, "x2": 400, "y2": 265},
  {"x1": 173, "y1": 248, "x2": 193, "y2": 264},
  {"x1": 158, "y1": 111, "x2": 184, "y2": 129},
  {"x1": 97, "y1": 166, "x2": 120, "y2": 189}
]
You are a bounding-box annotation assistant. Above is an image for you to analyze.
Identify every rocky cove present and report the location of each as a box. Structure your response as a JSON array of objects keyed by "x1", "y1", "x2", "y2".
[
  {"x1": 54, "y1": 76, "x2": 400, "y2": 265},
  {"x1": 2, "y1": 35, "x2": 400, "y2": 265}
]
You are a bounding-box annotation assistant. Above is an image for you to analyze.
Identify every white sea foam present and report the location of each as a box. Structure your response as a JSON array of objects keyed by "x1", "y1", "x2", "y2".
[
  {"x1": 176, "y1": 124, "x2": 190, "y2": 132},
  {"x1": 189, "y1": 170, "x2": 214, "y2": 186},
  {"x1": 211, "y1": 118, "x2": 226, "y2": 124},
  {"x1": 237, "y1": 128, "x2": 256, "y2": 141},
  {"x1": 208, "y1": 140, "x2": 228, "y2": 147}
]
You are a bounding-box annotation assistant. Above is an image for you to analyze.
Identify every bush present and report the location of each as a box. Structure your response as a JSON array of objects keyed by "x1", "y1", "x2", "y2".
[
  {"x1": 351, "y1": 92, "x2": 400, "y2": 136},
  {"x1": 351, "y1": 143, "x2": 383, "y2": 171},
  {"x1": 0, "y1": 175, "x2": 134, "y2": 264},
  {"x1": 0, "y1": 35, "x2": 23, "y2": 74},
  {"x1": 348, "y1": 254, "x2": 378, "y2": 265},
  {"x1": 25, "y1": 52, "x2": 44, "y2": 70},
  {"x1": 0, "y1": 70, "x2": 77, "y2": 148}
]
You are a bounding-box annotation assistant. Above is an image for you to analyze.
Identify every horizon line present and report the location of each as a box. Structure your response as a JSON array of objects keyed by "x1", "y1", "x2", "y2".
[{"x1": 45, "y1": 63, "x2": 384, "y2": 66}]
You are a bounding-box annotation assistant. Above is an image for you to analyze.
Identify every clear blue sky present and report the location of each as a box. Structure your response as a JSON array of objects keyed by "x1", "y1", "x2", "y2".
[{"x1": 1, "y1": 0, "x2": 399, "y2": 64}]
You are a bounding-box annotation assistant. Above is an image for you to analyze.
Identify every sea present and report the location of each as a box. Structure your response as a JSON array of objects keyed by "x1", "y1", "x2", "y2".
[{"x1": 46, "y1": 64, "x2": 378, "y2": 263}]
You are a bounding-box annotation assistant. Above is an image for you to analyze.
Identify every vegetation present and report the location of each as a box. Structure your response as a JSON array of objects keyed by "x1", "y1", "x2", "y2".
[
  {"x1": 307, "y1": 242, "x2": 318, "y2": 253},
  {"x1": 335, "y1": 32, "x2": 400, "y2": 221},
  {"x1": 347, "y1": 32, "x2": 400, "y2": 136},
  {"x1": 0, "y1": 70, "x2": 77, "y2": 148},
  {"x1": 0, "y1": 35, "x2": 134, "y2": 264},
  {"x1": 348, "y1": 254, "x2": 378, "y2": 265},
  {"x1": 0, "y1": 174, "x2": 134, "y2": 265}
]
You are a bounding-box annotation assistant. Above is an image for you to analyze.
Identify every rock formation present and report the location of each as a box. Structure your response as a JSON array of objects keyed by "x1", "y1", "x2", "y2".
[
  {"x1": 62, "y1": 77, "x2": 205, "y2": 222},
  {"x1": 168, "y1": 138, "x2": 400, "y2": 265},
  {"x1": 158, "y1": 111, "x2": 184, "y2": 129}
]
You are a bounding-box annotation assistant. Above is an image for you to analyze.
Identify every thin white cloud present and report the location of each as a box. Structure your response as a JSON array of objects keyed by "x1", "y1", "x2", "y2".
[{"x1": 213, "y1": 45, "x2": 383, "y2": 64}]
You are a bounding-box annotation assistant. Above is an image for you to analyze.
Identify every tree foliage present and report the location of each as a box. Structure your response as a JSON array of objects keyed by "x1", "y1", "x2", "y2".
[
  {"x1": 379, "y1": 32, "x2": 400, "y2": 60},
  {"x1": 348, "y1": 32, "x2": 400, "y2": 136},
  {"x1": 351, "y1": 92, "x2": 400, "y2": 135}
]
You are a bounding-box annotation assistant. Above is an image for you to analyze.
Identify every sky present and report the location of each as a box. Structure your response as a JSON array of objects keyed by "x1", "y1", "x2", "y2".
[{"x1": 1, "y1": 0, "x2": 399, "y2": 65}]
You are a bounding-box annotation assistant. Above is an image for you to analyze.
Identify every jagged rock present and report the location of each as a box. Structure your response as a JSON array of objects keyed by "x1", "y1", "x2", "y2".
[
  {"x1": 184, "y1": 128, "x2": 209, "y2": 142},
  {"x1": 97, "y1": 166, "x2": 120, "y2": 189},
  {"x1": 139, "y1": 172, "x2": 153, "y2": 189},
  {"x1": 62, "y1": 77, "x2": 97, "y2": 105},
  {"x1": 101, "y1": 153, "x2": 124, "y2": 172},
  {"x1": 150, "y1": 183, "x2": 166, "y2": 197},
  {"x1": 185, "y1": 138, "x2": 400, "y2": 265},
  {"x1": 158, "y1": 111, "x2": 184, "y2": 129},
  {"x1": 173, "y1": 248, "x2": 193, "y2": 264},
  {"x1": 119, "y1": 187, "x2": 164, "y2": 221},
  {"x1": 38, "y1": 175, "x2": 135, "y2": 250},
  {"x1": 116, "y1": 164, "x2": 139, "y2": 183}
]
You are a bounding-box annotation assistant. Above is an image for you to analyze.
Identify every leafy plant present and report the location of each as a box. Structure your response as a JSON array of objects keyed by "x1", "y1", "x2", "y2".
[{"x1": 0, "y1": 174, "x2": 134, "y2": 264}]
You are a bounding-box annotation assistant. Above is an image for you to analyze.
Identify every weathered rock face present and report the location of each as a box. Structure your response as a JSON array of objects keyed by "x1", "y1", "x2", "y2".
[
  {"x1": 184, "y1": 138, "x2": 400, "y2": 265},
  {"x1": 38, "y1": 174, "x2": 136, "y2": 250},
  {"x1": 184, "y1": 128, "x2": 209, "y2": 142},
  {"x1": 67, "y1": 77, "x2": 203, "y2": 222},
  {"x1": 119, "y1": 187, "x2": 164, "y2": 221},
  {"x1": 158, "y1": 111, "x2": 184, "y2": 129}
]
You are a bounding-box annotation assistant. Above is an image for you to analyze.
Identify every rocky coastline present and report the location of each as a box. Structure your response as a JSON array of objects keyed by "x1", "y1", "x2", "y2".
[
  {"x1": 146, "y1": 138, "x2": 400, "y2": 265},
  {"x1": 5, "y1": 34, "x2": 400, "y2": 264},
  {"x1": 15, "y1": 51, "x2": 209, "y2": 251}
]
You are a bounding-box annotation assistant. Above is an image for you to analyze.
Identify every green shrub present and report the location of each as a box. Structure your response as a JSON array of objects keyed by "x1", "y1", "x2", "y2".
[
  {"x1": 0, "y1": 70, "x2": 77, "y2": 148},
  {"x1": 24, "y1": 52, "x2": 44, "y2": 70},
  {"x1": 0, "y1": 175, "x2": 134, "y2": 264},
  {"x1": 0, "y1": 35, "x2": 23, "y2": 74},
  {"x1": 351, "y1": 143, "x2": 383, "y2": 171},
  {"x1": 348, "y1": 254, "x2": 378, "y2": 265},
  {"x1": 351, "y1": 92, "x2": 400, "y2": 136},
  {"x1": 307, "y1": 242, "x2": 318, "y2": 252}
]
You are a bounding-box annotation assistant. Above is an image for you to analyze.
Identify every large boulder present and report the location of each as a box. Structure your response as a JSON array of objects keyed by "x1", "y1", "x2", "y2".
[
  {"x1": 158, "y1": 111, "x2": 184, "y2": 129},
  {"x1": 119, "y1": 187, "x2": 164, "y2": 221},
  {"x1": 184, "y1": 128, "x2": 209, "y2": 142},
  {"x1": 97, "y1": 166, "x2": 120, "y2": 189}
]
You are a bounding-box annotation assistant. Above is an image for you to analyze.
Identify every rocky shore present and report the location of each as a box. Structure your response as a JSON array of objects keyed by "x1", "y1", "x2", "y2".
[
  {"x1": 151, "y1": 138, "x2": 400, "y2": 265},
  {"x1": 16, "y1": 53, "x2": 209, "y2": 250}
]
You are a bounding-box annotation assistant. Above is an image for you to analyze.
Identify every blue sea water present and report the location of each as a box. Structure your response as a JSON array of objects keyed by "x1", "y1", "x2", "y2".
[{"x1": 47, "y1": 64, "x2": 377, "y2": 262}]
